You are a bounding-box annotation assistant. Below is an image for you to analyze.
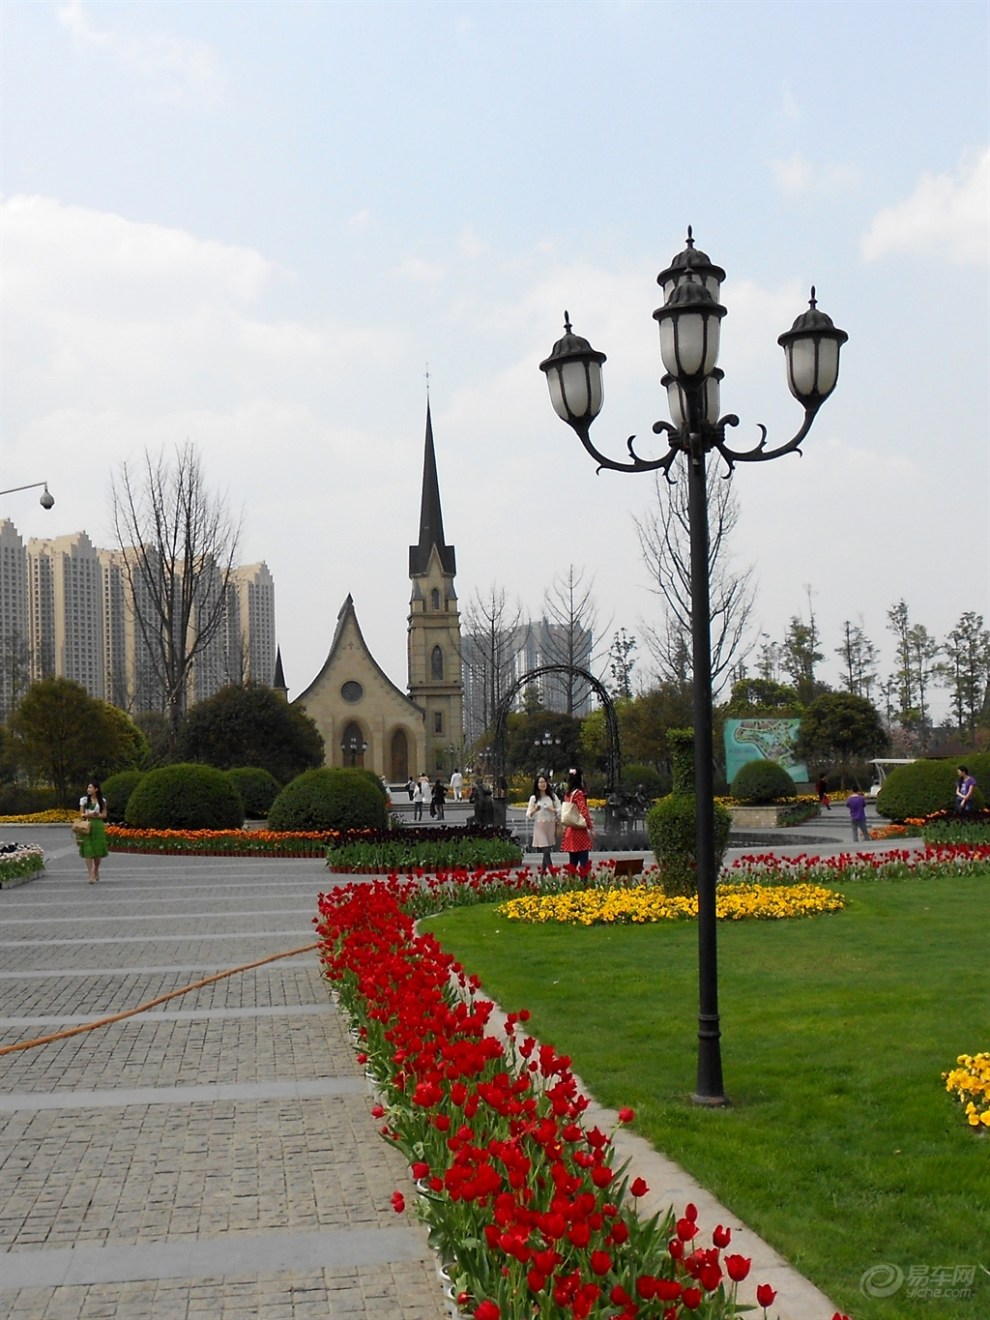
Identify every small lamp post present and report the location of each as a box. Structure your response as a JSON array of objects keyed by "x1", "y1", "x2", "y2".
[
  {"x1": 0, "y1": 481, "x2": 55, "y2": 509},
  {"x1": 534, "y1": 729, "x2": 562, "y2": 779},
  {"x1": 341, "y1": 736, "x2": 368, "y2": 767},
  {"x1": 541, "y1": 230, "x2": 846, "y2": 1104}
]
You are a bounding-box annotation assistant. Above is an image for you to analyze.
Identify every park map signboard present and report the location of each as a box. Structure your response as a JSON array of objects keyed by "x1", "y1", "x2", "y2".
[{"x1": 724, "y1": 718, "x2": 808, "y2": 785}]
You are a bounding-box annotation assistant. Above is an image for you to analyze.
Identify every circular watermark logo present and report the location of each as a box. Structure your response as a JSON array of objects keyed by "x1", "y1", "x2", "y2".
[{"x1": 860, "y1": 1263, "x2": 905, "y2": 1298}]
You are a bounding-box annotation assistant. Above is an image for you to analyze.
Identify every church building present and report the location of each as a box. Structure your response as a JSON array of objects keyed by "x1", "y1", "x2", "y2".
[{"x1": 292, "y1": 404, "x2": 463, "y2": 782}]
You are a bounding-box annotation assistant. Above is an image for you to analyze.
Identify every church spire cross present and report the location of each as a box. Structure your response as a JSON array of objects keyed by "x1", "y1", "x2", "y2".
[{"x1": 409, "y1": 399, "x2": 456, "y2": 577}]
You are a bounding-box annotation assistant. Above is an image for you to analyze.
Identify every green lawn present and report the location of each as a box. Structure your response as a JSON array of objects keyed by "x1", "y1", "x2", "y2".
[{"x1": 423, "y1": 874, "x2": 989, "y2": 1320}]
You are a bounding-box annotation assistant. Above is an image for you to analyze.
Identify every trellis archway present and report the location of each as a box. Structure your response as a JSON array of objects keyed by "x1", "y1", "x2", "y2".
[{"x1": 491, "y1": 664, "x2": 621, "y2": 794}]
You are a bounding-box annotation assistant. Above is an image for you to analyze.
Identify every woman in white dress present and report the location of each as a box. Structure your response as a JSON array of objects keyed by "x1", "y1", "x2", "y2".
[{"x1": 526, "y1": 774, "x2": 560, "y2": 876}]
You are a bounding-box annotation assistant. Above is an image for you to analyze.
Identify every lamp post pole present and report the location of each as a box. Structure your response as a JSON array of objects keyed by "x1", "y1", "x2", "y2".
[{"x1": 540, "y1": 230, "x2": 846, "y2": 1104}]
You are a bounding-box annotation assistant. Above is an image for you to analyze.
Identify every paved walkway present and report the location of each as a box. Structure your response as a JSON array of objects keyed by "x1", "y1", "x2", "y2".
[{"x1": 0, "y1": 820, "x2": 890, "y2": 1318}]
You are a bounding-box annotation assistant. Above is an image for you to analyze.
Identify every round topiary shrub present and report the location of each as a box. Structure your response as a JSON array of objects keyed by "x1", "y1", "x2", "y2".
[
  {"x1": 351, "y1": 767, "x2": 389, "y2": 801},
  {"x1": 267, "y1": 768, "x2": 388, "y2": 832},
  {"x1": 731, "y1": 759, "x2": 797, "y2": 805},
  {"x1": 225, "y1": 767, "x2": 281, "y2": 819},
  {"x1": 645, "y1": 794, "x2": 733, "y2": 898},
  {"x1": 125, "y1": 763, "x2": 245, "y2": 830},
  {"x1": 876, "y1": 759, "x2": 985, "y2": 821},
  {"x1": 102, "y1": 770, "x2": 146, "y2": 824}
]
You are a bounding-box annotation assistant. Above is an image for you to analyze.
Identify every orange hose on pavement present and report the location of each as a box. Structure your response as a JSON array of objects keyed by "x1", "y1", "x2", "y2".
[{"x1": 0, "y1": 941, "x2": 321, "y2": 1056}]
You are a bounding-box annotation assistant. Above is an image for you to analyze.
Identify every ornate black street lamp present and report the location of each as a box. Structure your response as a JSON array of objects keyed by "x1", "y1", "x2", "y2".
[
  {"x1": 541, "y1": 230, "x2": 847, "y2": 1104},
  {"x1": 0, "y1": 481, "x2": 55, "y2": 509},
  {"x1": 341, "y1": 736, "x2": 368, "y2": 767}
]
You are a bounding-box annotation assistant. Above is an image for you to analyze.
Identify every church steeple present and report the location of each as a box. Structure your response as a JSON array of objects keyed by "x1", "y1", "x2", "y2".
[
  {"x1": 406, "y1": 400, "x2": 463, "y2": 776},
  {"x1": 409, "y1": 401, "x2": 456, "y2": 578}
]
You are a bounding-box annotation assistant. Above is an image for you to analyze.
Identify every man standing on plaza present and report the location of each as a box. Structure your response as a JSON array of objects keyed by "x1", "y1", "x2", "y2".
[
  {"x1": 449, "y1": 767, "x2": 463, "y2": 801},
  {"x1": 847, "y1": 789, "x2": 870, "y2": 843}
]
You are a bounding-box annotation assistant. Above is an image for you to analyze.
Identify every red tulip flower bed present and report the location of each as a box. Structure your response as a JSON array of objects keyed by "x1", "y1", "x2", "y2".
[{"x1": 315, "y1": 877, "x2": 852, "y2": 1320}]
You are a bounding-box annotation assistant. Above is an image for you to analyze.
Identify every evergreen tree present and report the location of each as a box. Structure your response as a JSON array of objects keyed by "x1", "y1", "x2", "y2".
[{"x1": 938, "y1": 611, "x2": 990, "y2": 740}]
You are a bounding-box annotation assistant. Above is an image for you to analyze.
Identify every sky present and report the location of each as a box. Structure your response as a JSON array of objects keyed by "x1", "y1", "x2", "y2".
[{"x1": 2, "y1": 0, "x2": 988, "y2": 723}]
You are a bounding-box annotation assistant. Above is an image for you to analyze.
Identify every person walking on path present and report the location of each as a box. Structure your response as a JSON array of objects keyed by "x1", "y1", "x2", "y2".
[
  {"x1": 816, "y1": 774, "x2": 831, "y2": 811},
  {"x1": 412, "y1": 776, "x2": 424, "y2": 821},
  {"x1": 431, "y1": 778, "x2": 446, "y2": 820},
  {"x1": 526, "y1": 774, "x2": 560, "y2": 875},
  {"x1": 449, "y1": 767, "x2": 463, "y2": 801},
  {"x1": 561, "y1": 767, "x2": 594, "y2": 872},
  {"x1": 77, "y1": 779, "x2": 109, "y2": 882},
  {"x1": 847, "y1": 788, "x2": 870, "y2": 843},
  {"x1": 955, "y1": 765, "x2": 977, "y2": 814}
]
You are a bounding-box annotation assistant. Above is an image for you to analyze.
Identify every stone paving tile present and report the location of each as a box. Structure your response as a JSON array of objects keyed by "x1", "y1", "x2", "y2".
[
  {"x1": 2, "y1": 1263, "x2": 445, "y2": 1319},
  {"x1": 0, "y1": 936, "x2": 318, "y2": 977},
  {"x1": 1, "y1": 997, "x2": 356, "y2": 1091},
  {"x1": 0, "y1": 965, "x2": 327, "y2": 1020},
  {"x1": 1, "y1": 1094, "x2": 415, "y2": 1249},
  {"x1": 0, "y1": 839, "x2": 445, "y2": 1319}
]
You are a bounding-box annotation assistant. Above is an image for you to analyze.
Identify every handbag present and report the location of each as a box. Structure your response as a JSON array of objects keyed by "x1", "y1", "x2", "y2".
[
  {"x1": 560, "y1": 798, "x2": 585, "y2": 829},
  {"x1": 72, "y1": 819, "x2": 92, "y2": 837}
]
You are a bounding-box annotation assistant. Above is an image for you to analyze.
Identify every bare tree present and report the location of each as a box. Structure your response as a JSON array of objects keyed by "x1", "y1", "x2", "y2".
[
  {"x1": 634, "y1": 471, "x2": 755, "y2": 698},
  {"x1": 540, "y1": 565, "x2": 604, "y2": 715},
  {"x1": 112, "y1": 444, "x2": 241, "y2": 751},
  {"x1": 461, "y1": 585, "x2": 526, "y2": 745}
]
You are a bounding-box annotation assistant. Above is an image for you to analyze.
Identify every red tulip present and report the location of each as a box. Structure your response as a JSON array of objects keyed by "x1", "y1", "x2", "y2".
[
  {"x1": 630, "y1": 1176, "x2": 649, "y2": 1197},
  {"x1": 725, "y1": 1253, "x2": 752, "y2": 1281},
  {"x1": 390, "y1": 1191, "x2": 405, "y2": 1213},
  {"x1": 757, "y1": 1283, "x2": 778, "y2": 1309},
  {"x1": 712, "y1": 1223, "x2": 732, "y2": 1248}
]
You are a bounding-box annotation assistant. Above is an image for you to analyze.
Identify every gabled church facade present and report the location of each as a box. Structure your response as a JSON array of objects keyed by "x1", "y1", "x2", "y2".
[{"x1": 292, "y1": 404, "x2": 463, "y2": 782}]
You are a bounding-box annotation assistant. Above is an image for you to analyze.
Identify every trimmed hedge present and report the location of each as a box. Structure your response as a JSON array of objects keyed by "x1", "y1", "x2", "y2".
[
  {"x1": 268, "y1": 767, "x2": 388, "y2": 832},
  {"x1": 876, "y1": 760, "x2": 986, "y2": 822},
  {"x1": 645, "y1": 794, "x2": 733, "y2": 898},
  {"x1": 731, "y1": 759, "x2": 797, "y2": 805},
  {"x1": 102, "y1": 770, "x2": 146, "y2": 824},
  {"x1": 225, "y1": 767, "x2": 281, "y2": 819},
  {"x1": 125, "y1": 763, "x2": 245, "y2": 830}
]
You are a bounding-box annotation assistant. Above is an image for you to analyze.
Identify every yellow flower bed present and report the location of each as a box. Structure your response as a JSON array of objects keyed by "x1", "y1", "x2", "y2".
[
  {"x1": 943, "y1": 1052, "x2": 990, "y2": 1129},
  {"x1": 0, "y1": 809, "x2": 77, "y2": 824},
  {"x1": 497, "y1": 881, "x2": 845, "y2": 925}
]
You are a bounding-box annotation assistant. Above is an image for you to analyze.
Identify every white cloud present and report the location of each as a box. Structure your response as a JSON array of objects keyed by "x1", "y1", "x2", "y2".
[
  {"x1": 861, "y1": 148, "x2": 990, "y2": 265},
  {"x1": 56, "y1": 0, "x2": 226, "y2": 105},
  {"x1": 770, "y1": 151, "x2": 862, "y2": 198},
  {"x1": 394, "y1": 255, "x2": 447, "y2": 284},
  {"x1": 0, "y1": 195, "x2": 399, "y2": 431},
  {"x1": 457, "y1": 227, "x2": 489, "y2": 260}
]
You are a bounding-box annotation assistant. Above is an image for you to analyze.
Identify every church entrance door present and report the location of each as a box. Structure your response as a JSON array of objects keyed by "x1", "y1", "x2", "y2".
[{"x1": 390, "y1": 729, "x2": 409, "y2": 783}]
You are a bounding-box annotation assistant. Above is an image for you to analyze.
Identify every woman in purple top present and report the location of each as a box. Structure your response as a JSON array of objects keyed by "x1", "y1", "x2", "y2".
[{"x1": 955, "y1": 766, "x2": 976, "y2": 813}]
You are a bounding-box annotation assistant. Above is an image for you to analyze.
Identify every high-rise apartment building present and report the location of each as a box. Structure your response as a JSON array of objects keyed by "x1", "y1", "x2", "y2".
[
  {"x1": 0, "y1": 519, "x2": 277, "y2": 716},
  {"x1": 0, "y1": 520, "x2": 30, "y2": 719}
]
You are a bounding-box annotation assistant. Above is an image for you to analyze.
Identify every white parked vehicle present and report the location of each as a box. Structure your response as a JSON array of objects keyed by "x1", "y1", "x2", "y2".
[{"x1": 866, "y1": 758, "x2": 917, "y2": 798}]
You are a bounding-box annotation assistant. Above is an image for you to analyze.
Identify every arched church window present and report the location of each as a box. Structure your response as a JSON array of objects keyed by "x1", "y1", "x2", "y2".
[
  {"x1": 431, "y1": 588, "x2": 440, "y2": 610},
  {"x1": 431, "y1": 646, "x2": 444, "y2": 680}
]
